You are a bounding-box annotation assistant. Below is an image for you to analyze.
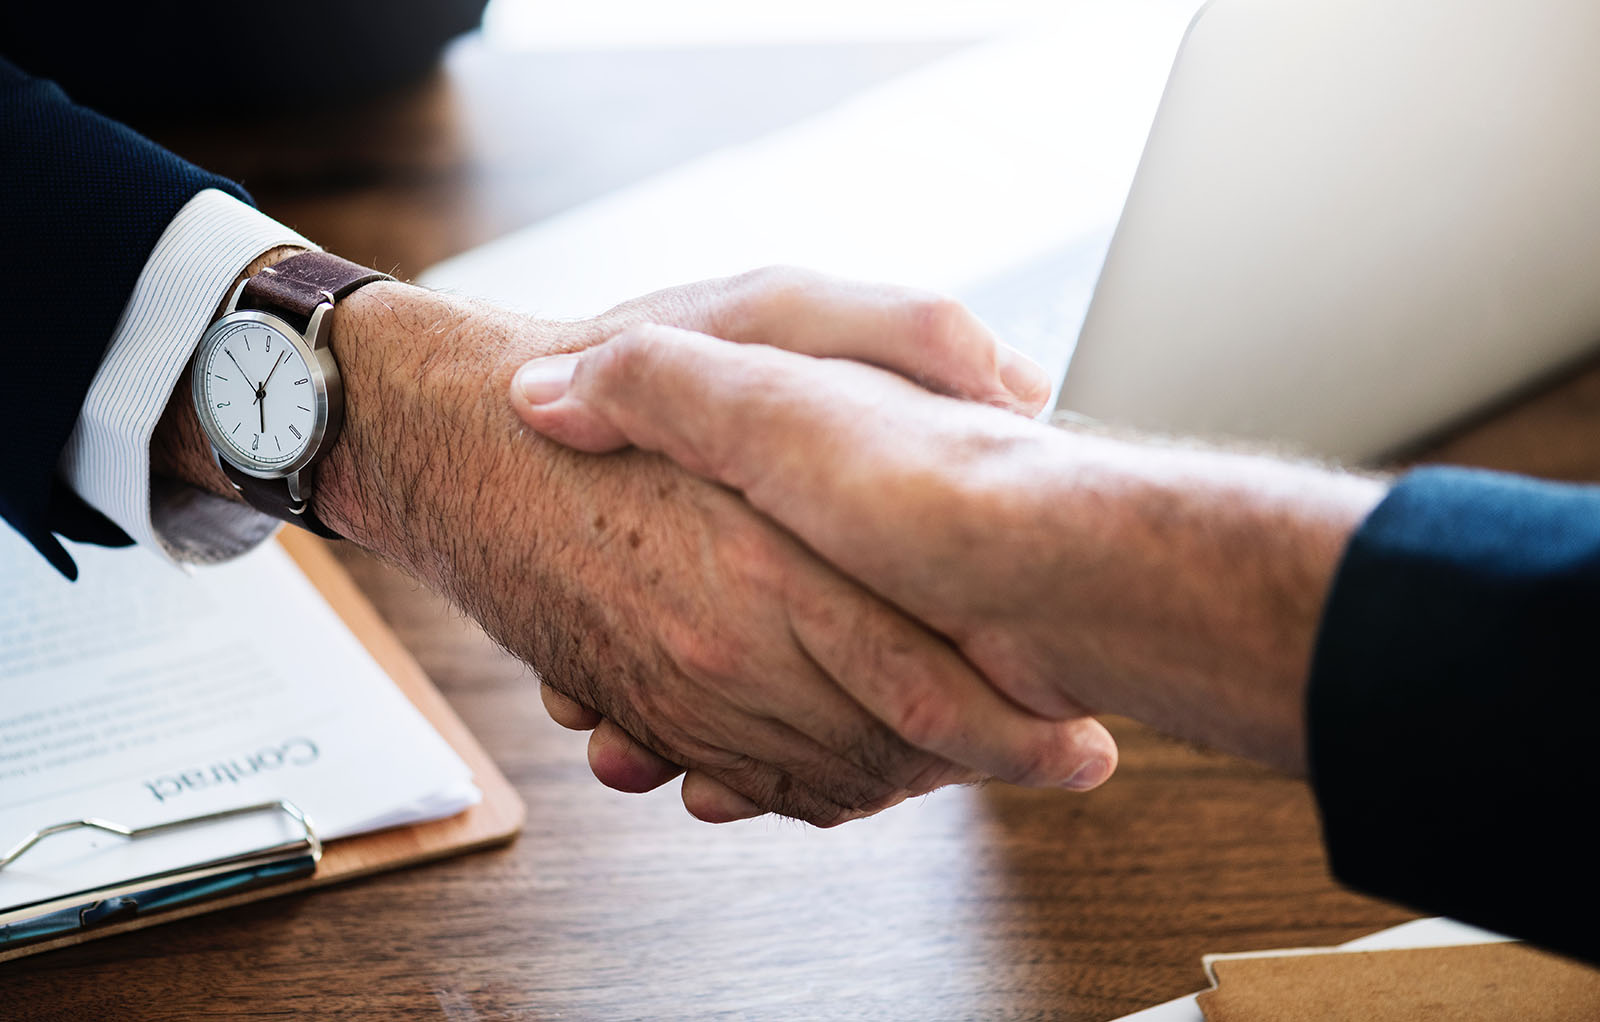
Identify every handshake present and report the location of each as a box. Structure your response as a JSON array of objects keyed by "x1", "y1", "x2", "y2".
[{"x1": 159, "y1": 265, "x2": 1385, "y2": 826}]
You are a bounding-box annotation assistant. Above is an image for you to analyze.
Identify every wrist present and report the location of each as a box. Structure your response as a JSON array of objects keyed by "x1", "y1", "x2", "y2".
[
  {"x1": 1026, "y1": 433, "x2": 1385, "y2": 772},
  {"x1": 309, "y1": 282, "x2": 588, "y2": 581},
  {"x1": 154, "y1": 250, "x2": 612, "y2": 601}
]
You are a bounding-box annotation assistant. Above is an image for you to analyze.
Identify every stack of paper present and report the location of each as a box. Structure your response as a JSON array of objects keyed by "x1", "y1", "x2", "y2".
[{"x1": 0, "y1": 528, "x2": 478, "y2": 913}]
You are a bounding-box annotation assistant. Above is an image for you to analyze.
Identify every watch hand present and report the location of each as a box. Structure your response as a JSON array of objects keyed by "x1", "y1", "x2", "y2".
[
  {"x1": 225, "y1": 348, "x2": 268, "y2": 408},
  {"x1": 255, "y1": 351, "x2": 286, "y2": 437},
  {"x1": 261, "y1": 351, "x2": 287, "y2": 389},
  {"x1": 226, "y1": 349, "x2": 254, "y2": 390}
]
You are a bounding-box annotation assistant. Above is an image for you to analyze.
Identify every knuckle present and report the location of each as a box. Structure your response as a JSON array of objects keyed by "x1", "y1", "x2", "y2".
[
  {"x1": 596, "y1": 323, "x2": 669, "y2": 386},
  {"x1": 665, "y1": 626, "x2": 745, "y2": 685},
  {"x1": 737, "y1": 263, "x2": 813, "y2": 295},
  {"x1": 809, "y1": 805, "x2": 859, "y2": 829},
  {"x1": 726, "y1": 265, "x2": 818, "y2": 337},
  {"x1": 740, "y1": 536, "x2": 791, "y2": 595},
  {"x1": 883, "y1": 686, "x2": 959, "y2": 756},
  {"x1": 907, "y1": 295, "x2": 999, "y2": 381},
  {"x1": 717, "y1": 510, "x2": 793, "y2": 594},
  {"x1": 910, "y1": 294, "x2": 978, "y2": 349}
]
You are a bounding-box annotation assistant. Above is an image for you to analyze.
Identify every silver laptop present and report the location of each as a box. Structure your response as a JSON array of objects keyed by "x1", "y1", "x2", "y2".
[
  {"x1": 1058, "y1": 0, "x2": 1600, "y2": 462},
  {"x1": 423, "y1": 0, "x2": 1600, "y2": 465}
]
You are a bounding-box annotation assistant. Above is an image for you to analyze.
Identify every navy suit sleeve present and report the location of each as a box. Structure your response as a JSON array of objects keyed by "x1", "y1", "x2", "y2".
[
  {"x1": 1308, "y1": 466, "x2": 1600, "y2": 963},
  {"x1": 0, "y1": 57, "x2": 252, "y2": 578}
]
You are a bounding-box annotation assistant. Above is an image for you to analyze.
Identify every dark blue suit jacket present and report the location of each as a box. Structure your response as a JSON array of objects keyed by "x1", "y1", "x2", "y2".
[
  {"x1": 1, "y1": 3, "x2": 484, "y2": 578},
  {"x1": 1310, "y1": 467, "x2": 1600, "y2": 963},
  {"x1": 1, "y1": 52, "x2": 1594, "y2": 965},
  {"x1": 0, "y1": 56, "x2": 248, "y2": 579}
]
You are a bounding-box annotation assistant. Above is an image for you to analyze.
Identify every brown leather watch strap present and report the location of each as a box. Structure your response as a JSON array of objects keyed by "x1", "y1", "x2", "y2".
[
  {"x1": 239, "y1": 251, "x2": 393, "y2": 328},
  {"x1": 221, "y1": 462, "x2": 343, "y2": 539}
]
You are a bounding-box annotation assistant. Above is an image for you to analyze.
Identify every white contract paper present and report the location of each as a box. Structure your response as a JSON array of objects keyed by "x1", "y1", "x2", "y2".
[{"x1": 0, "y1": 528, "x2": 478, "y2": 911}]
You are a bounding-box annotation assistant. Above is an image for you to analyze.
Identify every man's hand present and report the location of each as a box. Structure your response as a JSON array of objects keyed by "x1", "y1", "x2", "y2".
[
  {"x1": 153, "y1": 267, "x2": 1118, "y2": 825},
  {"x1": 508, "y1": 325, "x2": 1388, "y2": 774}
]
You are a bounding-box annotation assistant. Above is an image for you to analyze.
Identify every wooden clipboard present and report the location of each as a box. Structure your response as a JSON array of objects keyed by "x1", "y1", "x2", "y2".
[{"x1": 0, "y1": 530, "x2": 525, "y2": 964}]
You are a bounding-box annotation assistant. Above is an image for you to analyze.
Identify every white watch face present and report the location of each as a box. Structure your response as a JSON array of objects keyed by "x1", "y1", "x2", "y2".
[{"x1": 195, "y1": 316, "x2": 324, "y2": 474}]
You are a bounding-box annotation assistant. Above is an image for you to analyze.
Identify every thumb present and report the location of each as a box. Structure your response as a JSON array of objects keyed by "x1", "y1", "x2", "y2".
[
  {"x1": 509, "y1": 323, "x2": 864, "y2": 492},
  {"x1": 509, "y1": 351, "x2": 632, "y2": 454}
]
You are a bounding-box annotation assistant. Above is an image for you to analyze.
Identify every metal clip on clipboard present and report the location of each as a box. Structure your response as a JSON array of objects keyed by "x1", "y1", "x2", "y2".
[{"x1": 0, "y1": 800, "x2": 321, "y2": 952}]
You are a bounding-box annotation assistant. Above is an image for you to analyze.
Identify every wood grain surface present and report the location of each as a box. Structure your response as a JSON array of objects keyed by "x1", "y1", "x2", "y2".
[{"x1": 9, "y1": 35, "x2": 1598, "y2": 1022}]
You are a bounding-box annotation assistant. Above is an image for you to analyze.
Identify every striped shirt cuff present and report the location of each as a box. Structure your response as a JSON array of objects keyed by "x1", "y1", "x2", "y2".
[{"x1": 57, "y1": 189, "x2": 316, "y2": 565}]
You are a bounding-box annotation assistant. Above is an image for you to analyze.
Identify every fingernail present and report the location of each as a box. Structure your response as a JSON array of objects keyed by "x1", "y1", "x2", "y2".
[
  {"x1": 1062, "y1": 756, "x2": 1111, "y2": 791},
  {"x1": 516, "y1": 353, "x2": 580, "y2": 405},
  {"x1": 996, "y1": 344, "x2": 1052, "y2": 406}
]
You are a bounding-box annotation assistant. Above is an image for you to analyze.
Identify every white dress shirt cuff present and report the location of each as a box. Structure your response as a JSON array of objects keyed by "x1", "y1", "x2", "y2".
[{"x1": 57, "y1": 189, "x2": 316, "y2": 565}]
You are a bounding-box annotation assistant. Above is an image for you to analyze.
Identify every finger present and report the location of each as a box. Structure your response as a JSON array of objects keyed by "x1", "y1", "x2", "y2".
[
  {"x1": 787, "y1": 574, "x2": 1118, "y2": 792},
  {"x1": 592, "y1": 716, "x2": 866, "y2": 827},
  {"x1": 541, "y1": 683, "x2": 603, "y2": 730},
  {"x1": 717, "y1": 707, "x2": 957, "y2": 812},
  {"x1": 680, "y1": 770, "x2": 762, "y2": 824},
  {"x1": 597, "y1": 267, "x2": 1053, "y2": 415},
  {"x1": 587, "y1": 719, "x2": 684, "y2": 793},
  {"x1": 633, "y1": 690, "x2": 936, "y2": 822},
  {"x1": 583, "y1": 706, "x2": 940, "y2": 819},
  {"x1": 513, "y1": 351, "x2": 625, "y2": 452},
  {"x1": 693, "y1": 752, "x2": 868, "y2": 829},
  {"x1": 510, "y1": 324, "x2": 945, "y2": 482},
  {"x1": 593, "y1": 647, "x2": 946, "y2": 825},
  {"x1": 719, "y1": 269, "x2": 1052, "y2": 415}
]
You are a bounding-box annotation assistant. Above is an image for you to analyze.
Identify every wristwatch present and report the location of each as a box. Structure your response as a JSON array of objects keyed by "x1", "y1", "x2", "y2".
[{"x1": 190, "y1": 251, "x2": 393, "y2": 537}]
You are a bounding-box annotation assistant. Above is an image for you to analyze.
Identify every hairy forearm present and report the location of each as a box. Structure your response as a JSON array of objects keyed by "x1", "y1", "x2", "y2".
[
  {"x1": 305, "y1": 283, "x2": 563, "y2": 569},
  {"x1": 1013, "y1": 432, "x2": 1386, "y2": 772}
]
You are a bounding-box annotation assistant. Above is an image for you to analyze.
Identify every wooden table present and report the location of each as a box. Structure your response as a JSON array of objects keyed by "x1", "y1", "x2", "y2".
[{"x1": 12, "y1": 34, "x2": 1600, "y2": 1022}]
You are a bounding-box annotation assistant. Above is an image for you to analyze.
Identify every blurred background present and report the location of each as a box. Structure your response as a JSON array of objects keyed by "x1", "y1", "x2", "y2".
[
  {"x1": 148, "y1": 0, "x2": 1196, "y2": 306},
  {"x1": 17, "y1": 3, "x2": 1516, "y2": 1017},
  {"x1": 139, "y1": 0, "x2": 1200, "y2": 404},
  {"x1": 482, "y1": 0, "x2": 1068, "y2": 47}
]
